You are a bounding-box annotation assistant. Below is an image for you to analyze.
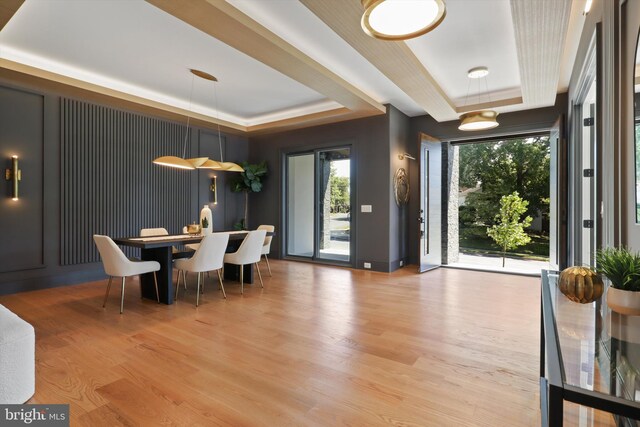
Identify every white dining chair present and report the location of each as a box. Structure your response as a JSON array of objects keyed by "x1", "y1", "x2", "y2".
[
  {"x1": 93, "y1": 235, "x2": 160, "y2": 314},
  {"x1": 223, "y1": 230, "x2": 266, "y2": 295},
  {"x1": 181, "y1": 226, "x2": 200, "y2": 252},
  {"x1": 257, "y1": 225, "x2": 275, "y2": 276},
  {"x1": 174, "y1": 233, "x2": 229, "y2": 306}
]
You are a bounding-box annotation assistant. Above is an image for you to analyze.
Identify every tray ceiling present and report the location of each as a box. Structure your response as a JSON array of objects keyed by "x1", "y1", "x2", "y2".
[{"x1": 0, "y1": 0, "x2": 586, "y2": 132}]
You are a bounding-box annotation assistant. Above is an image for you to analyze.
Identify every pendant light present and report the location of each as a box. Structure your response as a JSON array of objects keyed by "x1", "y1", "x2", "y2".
[
  {"x1": 200, "y1": 68, "x2": 244, "y2": 173},
  {"x1": 152, "y1": 69, "x2": 243, "y2": 172},
  {"x1": 458, "y1": 66, "x2": 499, "y2": 131},
  {"x1": 361, "y1": 0, "x2": 446, "y2": 41}
]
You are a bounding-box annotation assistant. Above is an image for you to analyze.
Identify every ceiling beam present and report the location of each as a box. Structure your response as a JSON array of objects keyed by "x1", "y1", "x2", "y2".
[
  {"x1": 145, "y1": 0, "x2": 385, "y2": 116},
  {"x1": 247, "y1": 107, "x2": 378, "y2": 136},
  {"x1": 0, "y1": 0, "x2": 23, "y2": 31},
  {"x1": 299, "y1": 0, "x2": 458, "y2": 122},
  {"x1": 511, "y1": 0, "x2": 572, "y2": 107}
]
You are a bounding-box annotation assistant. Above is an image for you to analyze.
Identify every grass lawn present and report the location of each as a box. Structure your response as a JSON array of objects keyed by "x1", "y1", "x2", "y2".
[{"x1": 459, "y1": 224, "x2": 549, "y2": 261}]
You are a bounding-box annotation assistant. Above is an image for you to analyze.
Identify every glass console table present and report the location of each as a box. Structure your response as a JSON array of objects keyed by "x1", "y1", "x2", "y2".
[{"x1": 541, "y1": 269, "x2": 640, "y2": 426}]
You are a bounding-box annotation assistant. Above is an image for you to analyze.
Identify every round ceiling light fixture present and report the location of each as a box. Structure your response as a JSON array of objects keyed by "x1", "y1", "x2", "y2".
[
  {"x1": 361, "y1": 0, "x2": 446, "y2": 41},
  {"x1": 458, "y1": 66, "x2": 499, "y2": 131},
  {"x1": 467, "y1": 66, "x2": 489, "y2": 79},
  {"x1": 458, "y1": 110, "x2": 499, "y2": 131}
]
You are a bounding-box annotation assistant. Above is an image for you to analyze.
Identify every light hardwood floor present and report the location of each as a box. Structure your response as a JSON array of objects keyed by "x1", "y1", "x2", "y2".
[{"x1": 1, "y1": 261, "x2": 552, "y2": 426}]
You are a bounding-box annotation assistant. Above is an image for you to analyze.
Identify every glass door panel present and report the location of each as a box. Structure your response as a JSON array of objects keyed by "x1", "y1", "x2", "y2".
[
  {"x1": 285, "y1": 147, "x2": 353, "y2": 265},
  {"x1": 317, "y1": 148, "x2": 351, "y2": 262},
  {"x1": 286, "y1": 153, "x2": 314, "y2": 257}
]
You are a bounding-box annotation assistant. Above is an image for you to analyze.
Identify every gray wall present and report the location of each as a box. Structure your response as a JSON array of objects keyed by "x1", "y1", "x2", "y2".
[
  {"x1": 248, "y1": 110, "x2": 399, "y2": 272},
  {"x1": 388, "y1": 105, "x2": 411, "y2": 269},
  {"x1": 0, "y1": 77, "x2": 248, "y2": 295}
]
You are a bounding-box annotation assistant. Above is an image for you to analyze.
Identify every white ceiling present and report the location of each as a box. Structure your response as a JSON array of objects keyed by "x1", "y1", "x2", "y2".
[
  {"x1": 404, "y1": 0, "x2": 521, "y2": 105},
  {"x1": 0, "y1": 0, "x2": 585, "y2": 130}
]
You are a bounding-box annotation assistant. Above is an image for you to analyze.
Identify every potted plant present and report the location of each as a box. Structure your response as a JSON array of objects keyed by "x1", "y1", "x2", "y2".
[
  {"x1": 231, "y1": 161, "x2": 267, "y2": 230},
  {"x1": 596, "y1": 247, "x2": 640, "y2": 315}
]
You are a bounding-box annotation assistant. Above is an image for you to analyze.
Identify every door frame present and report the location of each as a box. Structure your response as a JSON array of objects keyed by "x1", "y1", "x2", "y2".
[
  {"x1": 418, "y1": 132, "x2": 442, "y2": 273},
  {"x1": 282, "y1": 144, "x2": 356, "y2": 268}
]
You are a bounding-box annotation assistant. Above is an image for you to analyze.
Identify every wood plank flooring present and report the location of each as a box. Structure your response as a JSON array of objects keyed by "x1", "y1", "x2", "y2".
[{"x1": 0, "y1": 261, "x2": 611, "y2": 426}]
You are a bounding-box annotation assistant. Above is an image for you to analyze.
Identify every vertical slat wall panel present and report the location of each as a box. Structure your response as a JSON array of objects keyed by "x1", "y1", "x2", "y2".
[{"x1": 61, "y1": 99, "x2": 194, "y2": 265}]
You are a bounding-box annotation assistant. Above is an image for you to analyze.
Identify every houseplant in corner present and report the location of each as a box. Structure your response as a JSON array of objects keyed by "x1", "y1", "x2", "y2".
[
  {"x1": 231, "y1": 161, "x2": 267, "y2": 230},
  {"x1": 596, "y1": 247, "x2": 640, "y2": 315}
]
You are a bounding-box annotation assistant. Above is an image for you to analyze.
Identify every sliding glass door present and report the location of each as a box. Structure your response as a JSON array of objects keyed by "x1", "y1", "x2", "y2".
[
  {"x1": 285, "y1": 147, "x2": 353, "y2": 265},
  {"x1": 287, "y1": 153, "x2": 315, "y2": 257}
]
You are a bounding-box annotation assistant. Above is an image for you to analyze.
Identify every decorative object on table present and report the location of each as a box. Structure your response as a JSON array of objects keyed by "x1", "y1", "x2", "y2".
[
  {"x1": 200, "y1": 204, "x2": 212, "y2": 234},
  {"x1": 596, "y1": 247, "x2": 640, "y2": 315},
  {"x1": 152, "y1": 69, "x2": 243, "y2": 172},
  {"x1": 231, "y1": 161, "x2": 268, "y2": 230},
  {"x1": 393, "y1": 167, "x2": 409, "y2": 206},
  {"x1": 558, "y1": 266, "x2": 604, "y2": 304},
  {"x1": 186, "y1": 223, "x2": 201, "y2": 235},
  {"x1": 458, "y1": 66, "x2": 499, "y2": 131},
  {"x1": 360, "y1": 0, "x2": 446, "y2": 41}
]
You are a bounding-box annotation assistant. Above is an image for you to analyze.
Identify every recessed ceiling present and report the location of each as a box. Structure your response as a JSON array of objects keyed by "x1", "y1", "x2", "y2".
[
  {"x1": 0, "y1": 0, "x2": 585, "y2": 132},
  {"x1": 0, "y1": 0, "x2": 338, "y2": 126}
]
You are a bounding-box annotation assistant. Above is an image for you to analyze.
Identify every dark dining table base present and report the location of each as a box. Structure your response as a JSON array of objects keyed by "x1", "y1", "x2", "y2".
[
  {"x1": 139, "y1": 247, "x2": 256, "y2": 305},
  {"x1": 140, "y1": 247, "x2": 174, "y2": 304}
]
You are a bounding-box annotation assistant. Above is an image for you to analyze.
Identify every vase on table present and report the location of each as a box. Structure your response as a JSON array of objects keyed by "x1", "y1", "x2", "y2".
[{"x1": 200, "y1": 204, "x2": 212, "y2": 235}]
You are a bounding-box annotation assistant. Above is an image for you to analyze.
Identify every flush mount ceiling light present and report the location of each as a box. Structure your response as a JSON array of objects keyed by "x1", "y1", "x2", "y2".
[
  {"x1": 458, "y1": 66, "x2": 499, "y2": 131},
  {"x1": 153, "y1": 69, "x2": 243, "y2": 172},
  {"x1": 361, "y1": 0, "x2": 446, "y2": 41}
]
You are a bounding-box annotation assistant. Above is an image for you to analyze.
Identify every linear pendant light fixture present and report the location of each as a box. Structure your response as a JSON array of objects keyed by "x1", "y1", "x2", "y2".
[
  {"x1": 152, "y1": 69, "x2": 243, "y2": 172},
  {"x1": 361, "y1": 0, "x2": 446, "y2": 41},
  {"x1": 458, "y1": 66, "x2": 499, "y2": 131}
]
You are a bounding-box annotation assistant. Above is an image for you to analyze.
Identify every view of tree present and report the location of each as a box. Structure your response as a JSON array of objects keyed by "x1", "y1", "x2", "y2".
[
  {"x1": 459, "y1": 136, "x2": 550, "y2": 228},
  {"x1": 330, "y1": 165, "x2": 350, "y2": 213},
  {"x1": 487, "y1": 192, "x2": 533, "y2": 267}
]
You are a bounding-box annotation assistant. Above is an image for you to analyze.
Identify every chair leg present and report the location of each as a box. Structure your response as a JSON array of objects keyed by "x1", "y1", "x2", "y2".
[
  {"x1": 217, "y1": 269, "x2": 226, "y2": 299},
  {"x1": 120, "y1": 277, "x2": 126, "y2": 314},
  {"x1": 264, "y1": 254, "x2": 272, "y2": 277},
  {"x1": 175, "y1": 270, "x2": 182, "y2": 300},
  {"x1": 196, "y1": 272, "x2": 202, "y2": 307},
  {"x1": 255, "y1": 262, "x2": 264, "y2": 288},
  {"x1": 240, "y1": 265, "x2": 244, "y2": 295},
  {"x1": 153, "y1": 271, "x2": 160, "y2": 303},
  {"x1": 103, "y1": 276, "x2": 113, "y2": 308}
]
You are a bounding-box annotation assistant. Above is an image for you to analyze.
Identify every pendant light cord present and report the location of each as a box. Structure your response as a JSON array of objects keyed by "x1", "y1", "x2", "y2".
[
  {"x1": 213, "y1": 79, "x2": 224, "y2": 163},
  {"x1": 462, "y1": 76, "x2": 471, "y2": 112},
  {"x1": 182, "y1": 73, "x2": 196, "y2": 159}
]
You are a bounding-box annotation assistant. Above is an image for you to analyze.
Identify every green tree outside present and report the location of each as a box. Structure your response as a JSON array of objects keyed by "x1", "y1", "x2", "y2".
[
  {"x1": 459, "y1": 136, "x2": 550, "y2": 227},
  {"x1": 487, "y1": 192, "x2": 533, "y2": 267},
  {"x1": 329, "y1": 165, "x2": 350, "y2": 213}
]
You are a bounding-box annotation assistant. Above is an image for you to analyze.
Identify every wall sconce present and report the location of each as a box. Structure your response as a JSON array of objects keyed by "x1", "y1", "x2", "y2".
[
  {"x1": 210, "y1": 176, "x2": 218, "y2": 205},
  {"x1": 398, "y1": 153, "x2": 416, "y2": 161},
  {"x1": 5, "y1": 155, "x2": 21, "y2": 201}
]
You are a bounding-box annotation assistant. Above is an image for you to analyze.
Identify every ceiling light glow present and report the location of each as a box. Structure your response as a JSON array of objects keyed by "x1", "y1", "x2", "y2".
[{"x1": 361, "y1": 0, "x2": 446, "y2": 41}]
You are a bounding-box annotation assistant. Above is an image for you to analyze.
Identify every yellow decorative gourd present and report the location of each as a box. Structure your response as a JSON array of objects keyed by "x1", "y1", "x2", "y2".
[{"x1": 559, "y1": 266, "x2": 604, "y2": 304}]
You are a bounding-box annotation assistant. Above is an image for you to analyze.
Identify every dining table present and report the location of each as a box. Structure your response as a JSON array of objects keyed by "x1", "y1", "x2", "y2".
[{"x1": 113, "y1": 231, "x2": 273, "y2": 304}]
